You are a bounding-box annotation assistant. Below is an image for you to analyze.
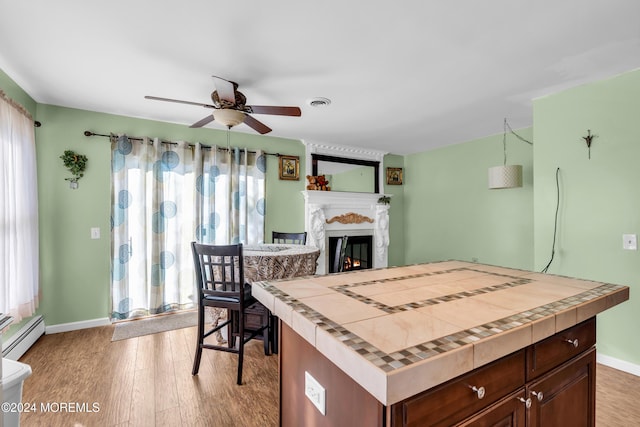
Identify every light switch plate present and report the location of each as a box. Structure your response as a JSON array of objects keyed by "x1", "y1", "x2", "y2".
[
  {"x1": 91, "y1": 227, "x2": 101, "y2": 239},
  {"x1": 304, "y1": 371, "x2": 326, "y2": 415},
  {"x1": 623, "y1": 234, "x2": 637, "y2": 250}
]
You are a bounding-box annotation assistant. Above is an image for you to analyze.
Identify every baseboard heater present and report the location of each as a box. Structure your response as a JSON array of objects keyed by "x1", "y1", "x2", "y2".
[{"x1": 2, "y1": 315, "x2": 45, "y2": 360}]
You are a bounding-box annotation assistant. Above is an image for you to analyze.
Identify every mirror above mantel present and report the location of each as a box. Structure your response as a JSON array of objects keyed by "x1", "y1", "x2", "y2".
[
  {"x1": 312, "y1": 154, "x2": 379, "y2": 193},
  {"x1": 304, "y1": 141, "x2": 388, "y2": 194}
]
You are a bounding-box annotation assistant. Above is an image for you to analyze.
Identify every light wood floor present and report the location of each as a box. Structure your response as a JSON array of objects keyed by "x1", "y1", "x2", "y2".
[{"x1": 16, "y1": 325, "x2": 640, "y2": 426}]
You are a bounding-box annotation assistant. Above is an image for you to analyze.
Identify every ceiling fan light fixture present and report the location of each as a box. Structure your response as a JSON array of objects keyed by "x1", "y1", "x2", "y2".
[{"x1": 212, "y1": 109, "x2": 245, "y2": 128}]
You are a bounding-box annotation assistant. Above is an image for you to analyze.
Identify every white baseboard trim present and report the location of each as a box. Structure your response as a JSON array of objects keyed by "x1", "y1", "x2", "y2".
[
  {"x1": 45, "y1": 317, "x2": 111, "y2": 334},
  {"x1": 2, "y1": 315, "x2": 46, "y2": 360},
  {"x1": 597, "y1": 352, "x2": 640, "y2": 377}
]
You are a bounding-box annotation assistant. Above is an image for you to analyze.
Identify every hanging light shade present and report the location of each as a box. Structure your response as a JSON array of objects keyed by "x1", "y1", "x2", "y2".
[
  {"x1": 488, "y1": 164, "x2": 522, "y2": 189},
  {"x1": 487, "y1": 118, "x2": 531, "y2": 189}
]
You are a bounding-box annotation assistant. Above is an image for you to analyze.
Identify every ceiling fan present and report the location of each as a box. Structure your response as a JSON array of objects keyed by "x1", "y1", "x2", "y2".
[{"x1": 145, "y1": 75, "x2": 302, "y2": 134}]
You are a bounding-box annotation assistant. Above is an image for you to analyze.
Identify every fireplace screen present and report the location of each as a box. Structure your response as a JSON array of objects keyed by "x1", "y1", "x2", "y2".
[{"x1": 328, "y1": 235, "x2": 373, "y2": 273}]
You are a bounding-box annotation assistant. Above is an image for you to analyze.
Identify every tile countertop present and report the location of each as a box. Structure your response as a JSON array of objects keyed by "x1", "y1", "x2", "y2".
[{"x1": 251, "y1": 260, "x2": 630, "y2": 406}]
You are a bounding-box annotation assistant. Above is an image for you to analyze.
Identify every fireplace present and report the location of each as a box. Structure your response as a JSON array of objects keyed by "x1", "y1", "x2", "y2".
[
  {"x1": 302, "y1": 190, "x2": 390, "y2": 275},
  {"x1": 328, "y1": 235, "x2": 373, "y2": 273}
]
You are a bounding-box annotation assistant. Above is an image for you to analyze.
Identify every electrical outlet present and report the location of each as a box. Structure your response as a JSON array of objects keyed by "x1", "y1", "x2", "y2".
[
  {"x1": 304, "y1": 371, "x2": 326, "y2": 415},
  {"x1": 623, "y1": 234, "x2": 637, "y2": 250}
]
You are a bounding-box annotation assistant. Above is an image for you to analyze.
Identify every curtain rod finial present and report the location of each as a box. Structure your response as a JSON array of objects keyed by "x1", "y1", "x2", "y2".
[{"x1": 84, "y1": 131, "x2": 93, "y2": 137}]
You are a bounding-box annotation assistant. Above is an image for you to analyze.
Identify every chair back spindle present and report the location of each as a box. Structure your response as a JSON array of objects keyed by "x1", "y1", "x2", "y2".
[{"x1": 272, "y1": 231, "x2": 307, "y2": 245}]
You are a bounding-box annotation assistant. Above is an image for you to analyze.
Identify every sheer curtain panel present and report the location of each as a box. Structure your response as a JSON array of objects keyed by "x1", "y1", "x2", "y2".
[
  {"x1": 0, "y1": 90, "x2": 40, "y2": 322},
  {"x1": 110, "y1": 136, "x2": 265, "y2": 320}
]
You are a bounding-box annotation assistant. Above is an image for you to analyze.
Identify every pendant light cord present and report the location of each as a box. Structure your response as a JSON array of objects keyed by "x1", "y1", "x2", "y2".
[
  {"x1": 541, "y1": 167, "x2": 561, "y2": 273},
  {"x1": 502, "y1": 118, "x2": 534, "y2": 165}
]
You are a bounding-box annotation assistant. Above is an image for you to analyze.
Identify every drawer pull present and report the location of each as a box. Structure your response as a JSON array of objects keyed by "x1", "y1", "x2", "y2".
[
  {"x1": 564, "y1": 338, "x2": 579, "y2": 348},
  {"x1": 531, "y1": 390, "x2": 544, "y2": 401},
  {"x1": 470, "y1": 385, "x2": 486, "y2": 399},
  {"x1": 517, "y1": 396, "x2": 532, "y2": 409}
]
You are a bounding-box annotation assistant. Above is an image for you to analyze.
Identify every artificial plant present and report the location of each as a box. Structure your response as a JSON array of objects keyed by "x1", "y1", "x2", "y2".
[{"x1": 60, "y1": 150, "x2": 88, "y2": 186}]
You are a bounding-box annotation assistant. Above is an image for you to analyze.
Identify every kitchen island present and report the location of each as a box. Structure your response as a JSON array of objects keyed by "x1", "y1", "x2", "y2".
[{"x1": 251, "y1": 261, "x2": 629, "y2": 426}]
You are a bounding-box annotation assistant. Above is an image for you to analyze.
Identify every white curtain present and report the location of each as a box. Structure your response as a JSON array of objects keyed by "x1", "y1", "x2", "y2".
[
  {"x1": 0, "y1": 91, "x2": 39, "y2": 322},
  {"x1": 110, "y1": 136, "x2": 265, "y2": 320}
]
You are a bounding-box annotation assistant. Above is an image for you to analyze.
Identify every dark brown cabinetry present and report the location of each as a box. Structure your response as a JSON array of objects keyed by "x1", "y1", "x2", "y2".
[
  {"x1": 391, "y1": 318, "x2": 596, "y2": 427},
  {"x1": 392, "y1": 350, "x2": 525, "y2": 427}
]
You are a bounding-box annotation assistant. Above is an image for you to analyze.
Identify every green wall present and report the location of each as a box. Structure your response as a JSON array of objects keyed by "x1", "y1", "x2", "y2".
[
  {"x1": 533, "y1": 69, "x2": 640, "y2": 364},
  {"x1": 403, "y1": 129, "x2": 534, "y2": 270}
]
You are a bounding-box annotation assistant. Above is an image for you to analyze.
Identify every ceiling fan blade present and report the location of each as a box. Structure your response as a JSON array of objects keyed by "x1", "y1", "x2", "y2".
[
  {"x1": 189, "y1": 115, "x2": 215, "y2": 128},
  {"x1": 145, "y1": 95, "x2": 216, "y2": 109},
  {"x1": 243, "y1": 114, "x2": 272, "y2": 134},
  {"x1": 246, "y1": 105, "x2": 302, "y2": 117},
  {"x1": 211, "y1": 76, "x2": 237, "y2": 104}
]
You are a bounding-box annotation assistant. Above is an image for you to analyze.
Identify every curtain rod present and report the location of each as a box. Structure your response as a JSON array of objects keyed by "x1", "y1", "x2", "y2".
[{"x1": 83, "y1": 130, "x2": 286, "y2": 157}]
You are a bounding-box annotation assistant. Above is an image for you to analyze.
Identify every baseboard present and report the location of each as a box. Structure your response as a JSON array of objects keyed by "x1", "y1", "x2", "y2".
[
  {"x1": 2, "y1": 315, "x2": 45, "y2": 360},
  {"x1": 597, "y1": 352, "x2": 640, "y2": 377},
  {"x1": 45, "y1": 317, "x2": 111, "y2": 334}
]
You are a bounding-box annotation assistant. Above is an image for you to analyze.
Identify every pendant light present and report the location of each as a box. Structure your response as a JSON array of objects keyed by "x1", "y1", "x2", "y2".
[{"x1": 488, "y1": 118, "x2": 531, "y2": 189}]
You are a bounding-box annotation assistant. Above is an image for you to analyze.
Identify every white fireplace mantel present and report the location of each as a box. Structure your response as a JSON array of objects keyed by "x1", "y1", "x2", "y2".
[{"x1": 302, "y1": 190, "x2": 390, "y2": 275}]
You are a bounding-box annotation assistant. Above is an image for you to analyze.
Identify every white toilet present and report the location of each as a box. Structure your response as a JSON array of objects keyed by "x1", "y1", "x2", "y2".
[{"x1": 2, "y1": 358, "x2": 32, "y2": 427}]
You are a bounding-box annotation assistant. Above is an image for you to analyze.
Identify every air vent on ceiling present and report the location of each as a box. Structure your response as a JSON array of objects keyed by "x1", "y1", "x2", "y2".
[{"x1": 308, "y1": 97, "x2": 331, "y2": 107}]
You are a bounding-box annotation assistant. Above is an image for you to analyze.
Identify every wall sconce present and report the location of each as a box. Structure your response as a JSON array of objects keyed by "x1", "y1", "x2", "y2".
[{"x1": 488, "y1": 118, "x2": 532, "y2": 189}]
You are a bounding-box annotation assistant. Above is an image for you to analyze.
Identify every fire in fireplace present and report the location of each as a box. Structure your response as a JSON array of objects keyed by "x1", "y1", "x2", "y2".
[{"x1": 328, "y1": 235, "x2": 373, "y2": 273}]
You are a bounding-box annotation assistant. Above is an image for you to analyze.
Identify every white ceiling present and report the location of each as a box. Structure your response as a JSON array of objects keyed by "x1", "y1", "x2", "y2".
[{"x1": 1, "y1": 1, "x2": 639, "y2": 155}]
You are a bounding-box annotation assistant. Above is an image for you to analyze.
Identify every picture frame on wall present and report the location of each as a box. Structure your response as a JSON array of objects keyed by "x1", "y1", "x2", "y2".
[
  {"x1": 279, "y1": 155, "x2": 300, "y2": 180},
  {"x1": 386, "y1": 167, "x2": 403, "y2": 185}
]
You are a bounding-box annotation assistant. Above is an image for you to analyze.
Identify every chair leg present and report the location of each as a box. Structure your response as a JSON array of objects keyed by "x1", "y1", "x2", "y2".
[
  {"x1": 270, "y1": 314, "x2": 279, "y2": 355},
  {"x1": 262, "y1": 309, "x2": 271, "y2": 356},
  {"x1": 237, "y1": 309, "x2": 244, "y2": 385},
  {"x1": 192, "y1": 304, "x2": 205, "y2": 375}
]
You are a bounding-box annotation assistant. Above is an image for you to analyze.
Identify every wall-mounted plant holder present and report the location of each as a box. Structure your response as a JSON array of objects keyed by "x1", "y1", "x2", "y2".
[{"x1": 60, "y1": 150, "x2": 88, "y2": 189}]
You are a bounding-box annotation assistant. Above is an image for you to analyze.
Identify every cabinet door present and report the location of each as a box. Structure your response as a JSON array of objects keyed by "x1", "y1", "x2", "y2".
[
  {"x1": 455, "y1": 390, "x2": 527, "y2": 427},
  {"x1": 527, "y1": 348, "x2": 595, "y2": 427}
]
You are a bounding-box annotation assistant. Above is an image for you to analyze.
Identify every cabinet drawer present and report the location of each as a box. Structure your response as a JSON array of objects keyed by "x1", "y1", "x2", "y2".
[
  {"x1": 526, "y1": 317, "x2": 595, "y2": 381},
  {"x1": 393, "y1": 350, "x2": 525, "y2": 427}
]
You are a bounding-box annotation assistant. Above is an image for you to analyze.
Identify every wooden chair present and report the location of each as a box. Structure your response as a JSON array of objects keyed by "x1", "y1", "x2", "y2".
[
  {"x1": 191, "y1": 242, "x2": 270, "y2": 385},
  {"x1": 272, "y1": 231, "x2": 307, "y2": 245},
  {"x1": 333, "y1": 236, "x2": 349, "y2": 273}
]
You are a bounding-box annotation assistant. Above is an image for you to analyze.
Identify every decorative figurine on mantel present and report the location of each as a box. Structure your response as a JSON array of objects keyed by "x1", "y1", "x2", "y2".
[
  {"x1": 60, "y1": 150, "x2": 88, "y2": 189},
  {"x1": 306, "y1": 174, "x2": 331, "y2": 191}
]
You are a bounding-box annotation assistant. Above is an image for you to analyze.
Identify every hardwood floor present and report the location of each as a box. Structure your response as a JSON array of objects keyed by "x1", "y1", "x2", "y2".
[
  {"x1": 18, "y1": 325, "x2": 278, "y2": 426},
  {"x1": 16, "y1": 325, "x2": 640, "y2": 426}
]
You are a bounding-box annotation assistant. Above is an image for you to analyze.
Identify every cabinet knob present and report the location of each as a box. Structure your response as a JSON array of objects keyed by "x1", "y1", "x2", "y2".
[
  {"x1": 517, "y1": 396, "x2": 532, "y2": 409},
  {"x1": 564, "y1": 338, "x2": 579, "y2": 348},
  {"x1": 531, "y1": 390, "x2": 544, "y2": 401},
  {"x1": 470, "y1": 385, "x2": 486, "y2": 399}
]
